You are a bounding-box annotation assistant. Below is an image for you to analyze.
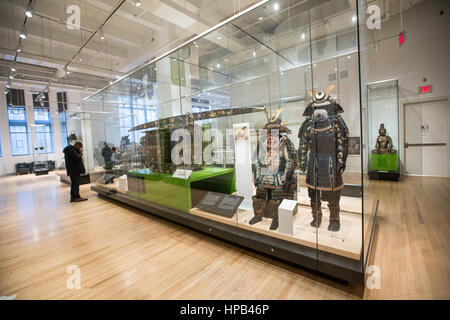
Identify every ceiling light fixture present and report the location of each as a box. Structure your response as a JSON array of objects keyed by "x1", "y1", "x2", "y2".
[
  {"x1": 273, "y1": 3, "x2": 280, "y2": 11},
  {"x1": 99, "y1": 28, "x2": 105, "y2": 40},
  {"x1": 258, "y1": 17, "x2": 263, "y2": 21},
  {"x1": 9, "y1": 75, "x2": 14, "y2": 79},
  {"x1": 25, "y1": 3, "x2": 33, "y2": 18},
  {"x1": 253, "y1": 51, "x2": 256, "y2": 57},
  {"x1": 352, "y1": 15, "x2": 357, "y2": 23},
  {"x1": 301, "y1": 32, "x2": 306, "y2": 40},
  {"x1": 135, "y1": 1, "x2": 141, "y2": 7},
  {"x1": 6, "y1": 84, "x2": 10, "y2": 89},
  {"x1": 11, "y1": 67, "x2": 16, "y2": 72},
  {"x1": 20, "y1": 32, "x2": 27, "y2": 39}
]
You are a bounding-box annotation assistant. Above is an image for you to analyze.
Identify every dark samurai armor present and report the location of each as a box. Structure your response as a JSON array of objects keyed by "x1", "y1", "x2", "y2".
[
  {"x1": 298, "y1": 88, "x2": 349, "y2": 231},
  {"x1": 250, "y1": 109, "x2": 298, "y2": 230}
]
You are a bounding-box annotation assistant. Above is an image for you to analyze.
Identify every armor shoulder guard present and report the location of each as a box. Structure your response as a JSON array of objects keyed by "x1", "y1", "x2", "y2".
[
  {"x1": 298, "y1": 118, "x2": 312, "y2": 138},
  {"x1": 335, "y1": 115, "x2": 349, "y2": 137}
]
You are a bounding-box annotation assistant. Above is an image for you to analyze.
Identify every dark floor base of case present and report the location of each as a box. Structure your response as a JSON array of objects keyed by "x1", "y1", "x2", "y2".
[
  {"x1": 368, "y1": 170, "x2": 400, "y2": 181},
  {"x1": 92, "y1": 185, "x2": 372, "y2": 286}
]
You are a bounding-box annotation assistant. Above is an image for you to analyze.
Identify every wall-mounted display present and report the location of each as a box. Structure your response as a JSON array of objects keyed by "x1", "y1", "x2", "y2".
[{"x1": 83, "y1": 0, "x2": 378, "y2": 285}]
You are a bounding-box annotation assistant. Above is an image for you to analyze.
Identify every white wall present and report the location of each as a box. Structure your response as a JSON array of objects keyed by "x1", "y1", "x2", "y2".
[{"x1": 0, "y1": 81, "x2": 93, "y2": 175}]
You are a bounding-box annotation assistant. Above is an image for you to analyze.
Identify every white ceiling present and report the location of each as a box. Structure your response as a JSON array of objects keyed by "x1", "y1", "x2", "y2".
[{"x1": 0, "y1": 0, "x2": 260, "y2": 89}]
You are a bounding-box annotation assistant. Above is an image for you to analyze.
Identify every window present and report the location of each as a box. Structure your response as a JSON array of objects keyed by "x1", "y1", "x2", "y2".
[
  {"x1": 118, "y1": 94, "x2": 158, "y2": 143},
  {"x1": 6, "y1": 89, "x2": 25, "y2": 106},
  {"x1": 57, "y1": 92, "x2": 68, "y2": 113},
  {"x1": 34, "y1": 107, "x2": 53, "y2": 154},
  {"x1": 7, "y1": 106, "x2": 29, "y2": 156}
]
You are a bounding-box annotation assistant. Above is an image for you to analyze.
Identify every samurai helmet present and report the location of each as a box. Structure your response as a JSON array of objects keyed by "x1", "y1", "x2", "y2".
[
  {"x1": 263, "y1": 107, "x2": 291, "y2": 133},
  {"x1": 307, "y1": 85, "x2": 336, "y2": 102}
]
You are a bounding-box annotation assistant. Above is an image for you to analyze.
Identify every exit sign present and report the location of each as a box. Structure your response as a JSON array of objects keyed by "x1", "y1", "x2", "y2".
[
  {"x1": 399, "y1": 32, "x2": 405, "y2": 46},
  {"x1": 419, "y1": 85, "x2": 432, "y2": 94}
]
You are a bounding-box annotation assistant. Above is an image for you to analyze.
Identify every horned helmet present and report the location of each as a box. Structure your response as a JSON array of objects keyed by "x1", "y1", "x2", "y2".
[{"x1": 263, "y1": 107, "x2": 291, "y2": 134}]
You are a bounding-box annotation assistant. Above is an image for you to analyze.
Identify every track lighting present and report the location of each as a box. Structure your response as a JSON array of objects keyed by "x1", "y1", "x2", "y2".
[
  {"x1": 25, "y1": 3, "x2": 33, "y2": 18},
  {"x1": 20, "y1": 32, "x2": 27, "y2": 39},
  {"x1": 99, "y1": 28, "x2": 105, "y2": 40},
  {"x1": 9, "y1": 75, "x2": 14, "y2": 79}
]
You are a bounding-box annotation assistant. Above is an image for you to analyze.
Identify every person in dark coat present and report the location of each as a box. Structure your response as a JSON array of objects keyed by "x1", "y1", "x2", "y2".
[
  {"x1": 63, "y1": 142, "x2": 88, "y2": 202},
  {"x1": 101, "y1": 142, "x2": 113, "y2": 170}
]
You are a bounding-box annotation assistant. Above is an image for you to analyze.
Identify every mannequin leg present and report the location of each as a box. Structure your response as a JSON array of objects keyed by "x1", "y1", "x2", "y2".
[
  {"x1": 327, "y1": 191, "x2": 341, "y2": 232},
  {"x1": 250, "y1": 195, "x2": 266, "y2": 225},
  {"x1": 308, "y1": 188, "x2": 322, "y2": 227}
]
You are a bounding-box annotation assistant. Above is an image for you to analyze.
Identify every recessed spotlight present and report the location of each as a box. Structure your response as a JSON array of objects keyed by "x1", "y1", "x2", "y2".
[
  {"x1": 273, "y1": 3, "x2": 280, "y2": 11},
  {"x1": 217, "y1": 36, "x2": 222, "y2": 40},
  {"x1": 20, "y1": 33, "x2": 27, "y2": 39},
  {"x1": 216, "y1": 63, "x2": 220, "y2": 68},
  {"x1": 253, "y1": 51, "x2": 256, "y2": 57},
  {"x1": 347, "y1": 55, "x2": 351, "y2": 59},
  {"x1": 109, "y1": 81, "x2": 113, "y2": 85},
  {"x1": 352, "y1": 15, "x2": 357, "y2": 23},
  {"x1": 66, "y1": 70, "x2": 70, "y2": 75},
  {"x1": 301, "y1": 32, "x2": 306, "y2": 40},
  {"x1": 9, "y1": 75, "x2": 14, "y2": 79},
  {"x1": 313, "y1": 63, "x2": 316, "y2": 67},
  {"x1": 135, "y1": 0, "x2": 141, "y2": 7},
  {"x1": 11, "y1": 67, "x2": 16, "y2": 72},
  {"x1": 258, "y1": 16, "x2": 263, "y2": 21}
]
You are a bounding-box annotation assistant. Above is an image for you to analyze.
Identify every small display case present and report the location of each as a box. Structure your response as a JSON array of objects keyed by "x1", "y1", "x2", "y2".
[{"x1": 367, "y1": 79, "x2": 400, "y2": 181}]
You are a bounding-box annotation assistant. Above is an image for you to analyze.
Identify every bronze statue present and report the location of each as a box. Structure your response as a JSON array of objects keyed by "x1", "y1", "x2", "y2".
[{"x1": 372, "y1": 124, "x2": 396, "y2": 154}]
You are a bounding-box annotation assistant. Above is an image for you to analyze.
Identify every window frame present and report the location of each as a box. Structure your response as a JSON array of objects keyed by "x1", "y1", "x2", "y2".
[{"x1": 7, "y1": 105, "x2": 30, "y2": 156}]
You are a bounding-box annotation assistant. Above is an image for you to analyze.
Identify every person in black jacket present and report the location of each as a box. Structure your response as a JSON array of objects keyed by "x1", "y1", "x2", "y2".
[
  {"x1": 63, "y1": 142, "x2": 88, "y2": 202},
  {"x1": 101, "y1": 142, "x2": 113, "y2": 170}
]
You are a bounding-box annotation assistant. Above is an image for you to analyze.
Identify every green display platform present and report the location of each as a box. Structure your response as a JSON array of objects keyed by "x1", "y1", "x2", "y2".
[
  {"x1": 127, "y1": 167, "x2": 236, "y2": 212},
  {"x1": 370, "y1": 153, "x2": 398, "y2": 172}
]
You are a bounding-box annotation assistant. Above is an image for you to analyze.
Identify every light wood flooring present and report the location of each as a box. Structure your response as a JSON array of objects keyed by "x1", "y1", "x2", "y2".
[{"x1": 0, "y1": 173, "x2": 449, "y2": 299}]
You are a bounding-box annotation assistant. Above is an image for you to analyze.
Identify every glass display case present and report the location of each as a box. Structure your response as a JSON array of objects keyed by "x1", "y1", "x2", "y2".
[
  {"x1": 83, "y1": 0, "x2": 377, "y2": 285},
  {"x1": 367, "y1": 79, "x2": 400, "y2": 180}
]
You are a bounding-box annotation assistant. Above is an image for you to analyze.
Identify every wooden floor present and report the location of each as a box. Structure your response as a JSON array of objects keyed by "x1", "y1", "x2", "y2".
[{"x1": 0, "y1": 173, "x2": 449, "y2": 299}]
